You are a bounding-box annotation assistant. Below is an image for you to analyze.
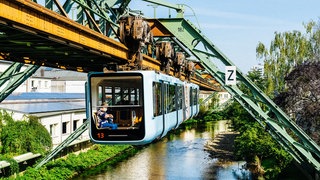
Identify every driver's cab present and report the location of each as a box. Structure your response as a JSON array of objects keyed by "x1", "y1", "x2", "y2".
[{"x1": 88, "y1": 72, "x2": 145, "y2": 143}]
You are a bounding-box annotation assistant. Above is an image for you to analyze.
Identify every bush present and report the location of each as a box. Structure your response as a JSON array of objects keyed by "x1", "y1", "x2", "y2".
[
  {"x1": 18, "y1": 144, "x2": 131, "y2": 179},
  {"x1": 0, "y1": 112, "x2": 52, "y2": 156},
  {"x1": 20, "y1": 166, "x2": 74, "y2": 180},
  {"x1": 227, "y1": 101, "x2": 292, "y2": 179}
]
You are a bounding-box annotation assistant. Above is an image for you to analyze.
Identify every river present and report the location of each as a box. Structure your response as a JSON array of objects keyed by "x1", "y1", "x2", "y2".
[{"x1": 77, "y1": 120, "x2": 251, "y2": 179}]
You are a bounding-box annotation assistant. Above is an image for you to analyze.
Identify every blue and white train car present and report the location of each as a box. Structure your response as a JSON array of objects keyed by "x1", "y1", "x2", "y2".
[{"x1": 87, "y1": 71, "x2": 199, "y2": 145}]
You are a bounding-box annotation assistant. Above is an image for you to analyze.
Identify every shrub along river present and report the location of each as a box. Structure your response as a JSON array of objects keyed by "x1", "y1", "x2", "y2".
[{"x1": 75, "y1": 120, "x2": 251, "y2": 179}]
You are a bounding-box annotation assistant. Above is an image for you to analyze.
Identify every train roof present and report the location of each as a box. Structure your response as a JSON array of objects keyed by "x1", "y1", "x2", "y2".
[{"x1": 89, "y1": 70, "x2": 199, "y2": 87}]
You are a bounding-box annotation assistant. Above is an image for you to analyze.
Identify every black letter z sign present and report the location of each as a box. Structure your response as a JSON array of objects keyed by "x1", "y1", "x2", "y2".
[{"x1": 225, "y1": 66, "x2": 236, "y2": 85}]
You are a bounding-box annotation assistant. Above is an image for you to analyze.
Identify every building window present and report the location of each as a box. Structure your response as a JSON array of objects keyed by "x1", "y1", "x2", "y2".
[
  {"x1": 50, "y1": 124, "x2": 57, "y2": 136},
  {"x1": 224, "y1": 94, "x2": 229, "y2": 99},
  {"x1": 73, "y1": 120, "x2": 79, "y2": 131},
  {"x1": 62, "y1": 122, "x2": 69, "y2": 134}
]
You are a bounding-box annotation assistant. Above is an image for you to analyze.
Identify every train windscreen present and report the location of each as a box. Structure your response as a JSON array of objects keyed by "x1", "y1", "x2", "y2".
[{"x1": 88, "y1": 72, "x2": 145, "y2": 142}]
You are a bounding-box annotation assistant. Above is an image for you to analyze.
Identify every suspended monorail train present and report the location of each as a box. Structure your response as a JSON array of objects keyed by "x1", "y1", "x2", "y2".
[{"x1": 87, "y1": 71, "x2": 199, "y2": 145}]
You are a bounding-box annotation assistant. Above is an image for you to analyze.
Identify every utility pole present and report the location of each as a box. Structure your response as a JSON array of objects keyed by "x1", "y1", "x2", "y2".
[{"x1": 147, "y1": 4, "x2": 158, "y2": 18}]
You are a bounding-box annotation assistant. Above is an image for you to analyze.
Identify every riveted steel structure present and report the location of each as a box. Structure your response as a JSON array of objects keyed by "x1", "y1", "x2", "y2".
[
  {"x1": 154, "y1": 17, "x2": 320, "y2": 177},
  {"x1": 0, "y1": 0, "x2": 319, "y2": 177},
  {"x1": 0, "y1": 0, "x2": 216, "y2": 102}
]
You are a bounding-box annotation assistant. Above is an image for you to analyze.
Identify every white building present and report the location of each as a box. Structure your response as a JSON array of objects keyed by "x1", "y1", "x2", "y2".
[
  {"x1": 0, "y1": 93, "x2": 89, "y2": 148},
  {"x1": 0, "y1": 62, "x2": 89, "y2": 148},
  {"x1": 218, "y1": 91, "x2": 232, "y2": 105},
  {"x1": 0, "y1": 61, "x2": 87, "y2": 93},
  {"x1": 33, "y1": 67, "x2": 87, "y2": 93},
  {"x1": 199, "y1": 90, "x2": 232, "y2": 109}
]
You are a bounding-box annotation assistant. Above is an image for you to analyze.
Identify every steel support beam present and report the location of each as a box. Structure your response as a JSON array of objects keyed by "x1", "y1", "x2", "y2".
[
  {"x1": 142, "y1": 0, "x2": 184, "y2": 18},
  {"x1": 157, "y1": 18, "x2": 320, "y2": 175},
  {"x1": 201, "y1": 92, "x2": 216, "y2": 105},
  {"x1": 36, "y1": 120, "x2": 89, "y2": 168},
  {"x1": 34, "y1": 0, "x2": 132, "y2": 168},
  {"x1": 0, "y1": 0, "x2": 129, "y2": 61},
  {"x1": 0, "y1": 62, "x2": 39, "y2": 102}
]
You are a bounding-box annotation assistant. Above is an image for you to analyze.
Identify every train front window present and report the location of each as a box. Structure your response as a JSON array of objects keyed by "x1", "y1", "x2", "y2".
[{"x1": 89, "y1": 72, "x2": 145, "y2": 142}]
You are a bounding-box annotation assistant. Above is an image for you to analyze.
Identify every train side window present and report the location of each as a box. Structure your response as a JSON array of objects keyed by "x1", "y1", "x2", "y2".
[
  {"x1": 121, "y1": 88, "x2": 130, "y2": 104},
  {"x1": 104, "y1": 86, "x2": 113, "y2": 105},
  {"x1": 164, "y1": 84, "x2": 168, "y2": 113},
  {"x1": 190, "y1": 87, "x2": 193, "y2": 106},
  {"x1": 136, "y1": 89, "x2": 140, "y2": 105},
  {"x1": 114, "y1": 87, "x2": 121, "y2": 105},
  {"x1": 130, "y1": 88, "x2": 136, "y2": 105},
  {"x1": 169, "y1": 84, "x2": 176, "y2": 112},
  {"x1": 177, "y1": 85, "x2": 183, "y2": 110},
  {"x1": 98, "y1": 85, "x2": 103, "y2": 106},
  {"x1": 193, "y1": 88, "x2": 198, "y2": 105},
  {"x1": 153, "y1": 82, "x2": 162, "y2": 116}
]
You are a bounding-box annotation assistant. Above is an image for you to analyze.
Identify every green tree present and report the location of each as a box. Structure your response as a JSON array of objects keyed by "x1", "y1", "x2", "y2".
[
  {"x1": 226, "y1": 101, "x2": 292, "y2": 179},
  {"x1": 246, "y1": 68, "x2": 265, "y2": 92},
  {"x1": 274, "y1": 61, "x2": 320, "y2": 145},
  {"x1": 223, "y1": 69, "x2": 292, "y2": 178},
  {"x1": 256, "y1": 20, "x2": 320, "y2": 97},
  {"x1": 0, "y1": 112, "x2": 52, "y2": 156},
  {"x1": 27, "y1": 116, "x2": 52, "y2": 152}
]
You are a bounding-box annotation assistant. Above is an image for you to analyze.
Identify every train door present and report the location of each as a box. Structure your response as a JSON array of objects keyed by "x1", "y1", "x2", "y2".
[
  {"x1": 195, "y1": 88, "x2": 199, "y2": 115},
  {"x1": 160, "y1": 81, "x2": 168, "y2": 138},
  {"x1": 190, "y1": 87, "x2": 193, "y2": 116},
  {"x1": 184, "y1": 84, "x2": 190, "y2": 119},
  {"x1": 158, "y1": 81, "x2": 176, "y2": 138},
  {"x1": 175, "y1": 84, "x2": 184, "y2": 128}
]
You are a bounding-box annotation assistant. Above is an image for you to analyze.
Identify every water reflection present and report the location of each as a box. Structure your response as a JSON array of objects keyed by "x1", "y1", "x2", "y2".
[{"x1": 83, "y1": 120, "x2": 251, "y2": 180}]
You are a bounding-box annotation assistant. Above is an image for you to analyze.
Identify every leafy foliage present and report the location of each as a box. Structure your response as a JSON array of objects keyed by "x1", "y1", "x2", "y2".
[
  {"x1": 225, "y1": 102, "x2": 292, "y2": 179},
  {"x1": 221, "y1": 69, "x2": 292, "y2": 179},
  {"x1": 19, "y1": 144, "x2": 132, "y2": 179},
  {"x1": 0, "y1": 156, "x2": 19, "y2": 176},
  {"x1": 18, "y1": 166, "x2": 74, "y2": 180},
  {"x1": 274, "y1": 61, "x2": 320, "y2": 144},
  {"x1": 0, "y1": 111, "x2": 52, "y2": 156},
  {"x1": 256, "y1": 20, "x2": 320, "y2": 97},
  {"x1": 27, "y1": 116, "x2": 52, "y2": 153}
]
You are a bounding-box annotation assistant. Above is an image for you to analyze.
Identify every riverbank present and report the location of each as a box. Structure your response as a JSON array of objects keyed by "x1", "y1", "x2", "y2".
[
  {"x1": 204, "y1": 131, "x2": 239, "y2": 161},
  {"x1": 13, "y1": 145, "x2": 138, "y2": 179},
  {"x1": 203, "y1": 121, "x2": 252, "y2": 179},
  {"x1": 79, "y1": 120, "x2": 249, "y2": 179},
  {"x1": 13, "y1": 120, "x2": 242, "y2": 179},
  {"x1": 203, "y1": 119, "x2": 238, "y2": 161}
]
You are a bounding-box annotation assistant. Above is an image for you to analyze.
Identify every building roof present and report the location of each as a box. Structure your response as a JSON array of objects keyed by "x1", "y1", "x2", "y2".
[
  {"x1": 0, "y1": 101, "x2": 85, "y2": 114},
  {"x1": 5, "y1": 92, "x2": 85, "y2": 100},
  {"x1": 33, "y1": 67, "x2": 87, "y2": 81},
  {"x1": 0, "y1": 93, "x2": 85, "y2": 115}
]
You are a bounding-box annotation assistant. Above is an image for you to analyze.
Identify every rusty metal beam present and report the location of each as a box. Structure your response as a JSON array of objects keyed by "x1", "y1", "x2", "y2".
[
  {"x1": 0, "y1": 0, "x2": 128, "y2": 61},
  {"x1": 0, "y1": 0, "x2": 217, "y2": 91}
]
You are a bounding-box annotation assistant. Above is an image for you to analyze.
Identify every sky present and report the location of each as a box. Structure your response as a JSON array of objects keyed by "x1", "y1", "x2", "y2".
[{"x1": 129, "y1": 0, "x2": 320, "y2": 73}]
